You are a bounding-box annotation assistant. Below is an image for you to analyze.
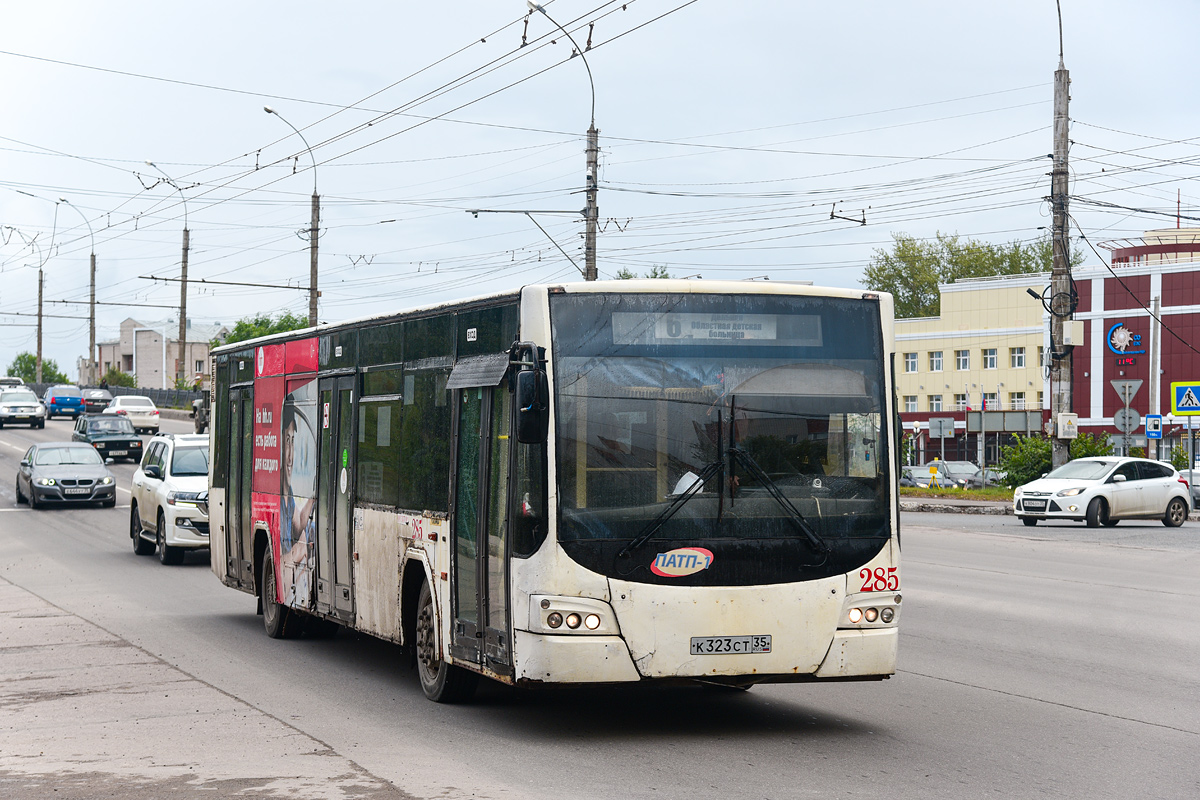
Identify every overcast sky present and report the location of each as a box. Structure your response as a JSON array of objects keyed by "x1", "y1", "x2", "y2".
[{"x1": 2, "y1": 1, "x2": 1198, "y2": 381}]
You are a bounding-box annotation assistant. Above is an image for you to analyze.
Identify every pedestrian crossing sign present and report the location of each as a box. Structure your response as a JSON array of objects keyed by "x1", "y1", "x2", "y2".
[{"x1": 1171, "y1": 381, "x2": 1200, "y2": 415}]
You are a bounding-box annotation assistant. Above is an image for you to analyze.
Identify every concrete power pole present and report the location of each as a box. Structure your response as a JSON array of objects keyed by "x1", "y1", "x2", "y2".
[
  {"x1": 36, "y1": 269, "x2": 44, "y2": 384},
  {"x1": 89, "y1": 251, "x2": 96, "y2": 385},
  {"x1": 309, "y1": 190, "x2": 319, "y2": 325},
  {"x1": 1049, "y1": 60, "x2": 1073, "y2": 469},
  {"x1": 176, "y1": 227, "x2": 189, "y2": 388},
  {"x1": 584, "y1": 125, "x2": 599, "y2": 281}
]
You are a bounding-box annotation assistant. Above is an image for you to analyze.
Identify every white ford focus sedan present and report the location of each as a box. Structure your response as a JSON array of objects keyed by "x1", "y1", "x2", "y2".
[{"x1": 1014, "y1": 457, "x2": 1190, "y2": 528}]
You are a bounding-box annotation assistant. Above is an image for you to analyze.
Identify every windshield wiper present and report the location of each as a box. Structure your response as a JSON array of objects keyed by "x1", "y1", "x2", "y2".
[
  {"x1": 727, "y1": 446, "x2": 829, "y2": 554},
  {"x1": 617, "y1": 457, "x2": 722, "y2": 559}
]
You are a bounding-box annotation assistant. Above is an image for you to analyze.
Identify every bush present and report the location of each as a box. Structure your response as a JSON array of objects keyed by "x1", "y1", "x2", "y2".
[
  {"x1": 1170, "y1": 446, "x2": 1190, "y2": 471},
  {"x1": 101, "y1": 367, "x2": 137, "y2": 389},
  {"x1": 1069, "y1": 432, "x2": 1113, "y2": 459},
  {"x1": 998, "y1": 435, "x2": 1050, "y2": 488}
]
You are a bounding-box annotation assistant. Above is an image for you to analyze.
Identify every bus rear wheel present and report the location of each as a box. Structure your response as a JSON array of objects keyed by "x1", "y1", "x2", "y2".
[{"x1": 415, "y1": 581, "x2": 478, "y2": 703}]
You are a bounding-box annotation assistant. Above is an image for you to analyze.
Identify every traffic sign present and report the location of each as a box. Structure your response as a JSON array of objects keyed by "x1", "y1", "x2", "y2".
[
  {"x1": 1145, "y1": 414, "x2": 1163, "y2": 439},
  {"x1": 1114, "y1": 408, "x2": 1141, "y2": 433},
  {"x1": 928, "y1": 417, "x2": 956, "y2": 439},
  {"x1": 1171, "y1": 381, "x2": 1200, "y2": 415},
  {"x1": 1111, "y1": 379, "x2": 1143, "y2": 406}
]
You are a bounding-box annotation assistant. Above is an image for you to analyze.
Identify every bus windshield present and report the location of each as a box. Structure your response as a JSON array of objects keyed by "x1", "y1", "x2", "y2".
[{"x1": 550, "y1": 291, "x2": 891, "y2": 586}]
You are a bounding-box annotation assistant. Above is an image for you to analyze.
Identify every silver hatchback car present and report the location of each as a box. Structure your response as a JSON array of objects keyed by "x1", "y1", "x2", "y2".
[{"x1": 1014, "y1": 457, "x2": 1190, "y2": 528}]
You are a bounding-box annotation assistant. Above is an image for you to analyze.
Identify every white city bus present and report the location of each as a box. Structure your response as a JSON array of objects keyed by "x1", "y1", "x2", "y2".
[{"x1": 208, "y1": 280, "x2": 901, "y2": 702}]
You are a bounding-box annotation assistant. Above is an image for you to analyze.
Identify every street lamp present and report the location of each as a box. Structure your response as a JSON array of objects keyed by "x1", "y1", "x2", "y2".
[
  {"x1": 59, "y1": 198, "x2": 97, "y2": 385},
  {"x1": 145, "y1": 161, "x2": 190, "y2": 390},
  {"x1": 264, "y1": 106, "x2": 320, "y2": 326},
  {"x1": 526, "y1": 1, "x2": 600, "y2": 280}
]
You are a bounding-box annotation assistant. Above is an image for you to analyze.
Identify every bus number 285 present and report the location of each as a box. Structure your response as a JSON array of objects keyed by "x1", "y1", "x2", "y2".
[{"x1": 859, "y1": 567, "x2": 898, "y2": 592}]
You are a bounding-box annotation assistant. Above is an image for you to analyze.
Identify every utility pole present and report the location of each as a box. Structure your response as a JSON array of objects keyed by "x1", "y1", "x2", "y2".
[
  {"x1": 1049, "y1": 55, "x2": 1072, "y2": 469},
  {"x1": 1148, "y1": 295, "x2": 1161, "y2": 460},
  {"x1": 309, "y1": 189, "x2": 320, "y2": 324},
  {"x1": 89, "y1": 251, "x2": 96, "y2": 384},
  {"x1": 36, "y1": 269, "x2": 44, "y2": 384},
  {"x1": 584, "y1": 124, "x2": 599, "y2": 281},
  {"x1": 177, "y1": 227, "x2": 189, "y2": 388}
]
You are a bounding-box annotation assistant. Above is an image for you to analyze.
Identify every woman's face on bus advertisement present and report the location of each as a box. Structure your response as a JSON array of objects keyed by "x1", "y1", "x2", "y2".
[{"x1": 282, "y1": 420, "x2": 296, "y2": 488}]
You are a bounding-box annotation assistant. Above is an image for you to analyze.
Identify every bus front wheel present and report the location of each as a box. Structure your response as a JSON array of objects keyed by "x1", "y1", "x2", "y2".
[{"x1": 415, "y1": 581, "x2": 478, "y2": 703}]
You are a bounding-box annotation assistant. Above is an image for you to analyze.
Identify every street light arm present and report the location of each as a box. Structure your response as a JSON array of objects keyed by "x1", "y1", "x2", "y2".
[
  {"x1": 58, "y1": 198, "x2": 95, "y2": 254},
  {"x1": 144, "y1": 161, "x2": 189, "y2": 230},
  {"x1": 265, "y1": 106, "x2": 318, "y2": 194},
  {"x1": 527, "y1": 3, "x2": 595, "y2": 125}
]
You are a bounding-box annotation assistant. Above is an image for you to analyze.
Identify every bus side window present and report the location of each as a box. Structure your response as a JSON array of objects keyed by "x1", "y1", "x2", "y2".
[{"x1": 511, "y1": 437, "x2": 547, "y2": 558}]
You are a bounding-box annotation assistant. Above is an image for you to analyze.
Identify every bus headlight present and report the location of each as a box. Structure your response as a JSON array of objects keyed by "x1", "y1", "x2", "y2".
[{"x1": 530, "y1": 595, "x2": 620, "y2": 635}]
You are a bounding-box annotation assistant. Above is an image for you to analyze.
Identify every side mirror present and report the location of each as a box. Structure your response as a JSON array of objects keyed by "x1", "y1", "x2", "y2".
[
  {"x1": 515, "y1": 369, "x2": 549, "y2": 444},
  {"x1": 1040, "y1": 473, "x2": 1048, "y2": 478},
  {"x1": 19, "y1": 459, "x2": 30, "y2": 468},
  {"x1": 1112, "y1": 473, "x2": 1127, "y2": 483},
  {"x1": 144, "y1": 464, "x2": 163, "y2": 480}
]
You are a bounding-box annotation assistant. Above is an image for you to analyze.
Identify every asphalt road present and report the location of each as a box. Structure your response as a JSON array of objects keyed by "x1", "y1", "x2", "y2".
[{"x1": 1, "y1": 417, "x2": 1197, "y2": 799}]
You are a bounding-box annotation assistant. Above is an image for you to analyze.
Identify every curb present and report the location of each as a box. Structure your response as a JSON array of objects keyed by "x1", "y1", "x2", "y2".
[
  {"x1": 901, "y1": 501, "x2": 1200, "y2": 521},
  {"x1": 901, "y1": 502, "x2": 1012, "y2": 515}
]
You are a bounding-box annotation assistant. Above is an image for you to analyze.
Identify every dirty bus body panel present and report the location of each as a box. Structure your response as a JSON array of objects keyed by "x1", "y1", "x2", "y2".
[{"x1": 208, "y1": 281, "x2": 899, "y2": 702}]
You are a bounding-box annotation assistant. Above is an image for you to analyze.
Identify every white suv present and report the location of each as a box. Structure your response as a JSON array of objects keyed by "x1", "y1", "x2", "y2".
[{"x1": 130, "y1": 433, "x2": 210, "y2": 565}]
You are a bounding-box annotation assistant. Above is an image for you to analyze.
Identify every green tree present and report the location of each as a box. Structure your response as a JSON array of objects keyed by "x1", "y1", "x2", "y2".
[
  {"x1": 1169, "y1": 445, "x2": 1190, "y2": 471},
  {"x1": 7, "y1": 352, "x2": 68, "y2": 384},
  {"x1": 100, "y1": 367, "x2": 137, "y2": 388},
  {"x1": 615, "y1": 265, "x2": 673, "y2": 279},
  {"x1": 218, "y1": 311, "x2": 308, "y2": 347},
  {"x1": 1069, "y1": 432, "x2": 1113, "y2": 459},
  {"x1": 862, "y1": 233, "x2": 1083, "y2": 318}
]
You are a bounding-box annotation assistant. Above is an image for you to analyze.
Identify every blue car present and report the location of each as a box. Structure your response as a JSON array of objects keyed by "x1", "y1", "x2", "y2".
[{"x1": 43, "y1": 385, "x2": 84, "y2": 418}]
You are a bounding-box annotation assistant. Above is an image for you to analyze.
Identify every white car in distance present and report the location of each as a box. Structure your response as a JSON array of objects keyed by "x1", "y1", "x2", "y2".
[
  {"x1": 1014, "y1": 456, "x2": 1190, "y2": 528},
  {"x1": 104, "y1": 395, "x2": 160, "y2": 433},
  {"x1": 130, "y1": 433, "x2": 210, "y2": 565}
]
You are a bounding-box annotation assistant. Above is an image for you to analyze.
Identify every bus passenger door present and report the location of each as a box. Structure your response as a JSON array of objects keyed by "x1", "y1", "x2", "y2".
[
  {"x1": 226, "y1": 388, "x2": 254, "y2": 589},
  {"x1": 315, "y1": 376, "x2": 356, "y2": 621},
  {"x1": 450, "y1": 385, "x2": 512, "y2": 674}
]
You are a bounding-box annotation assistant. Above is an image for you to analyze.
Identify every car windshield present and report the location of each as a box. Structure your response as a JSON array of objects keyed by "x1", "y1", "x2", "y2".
[
  {"x1": 88, "y1": 417, "x2": 135, "y2": 434},
  {"x1": 942, "y1": 462, "x2": 977, "y2": 476},
  {"x1": 1046, "y1": 460, "x2": 1116, "y2": 481},
  {"x1": 50, "y1": 387, "x2": 81, "y2": 398},
  {"x1": 1, "y1": 391, "x2": 39, "y2": 403},
  {"x1": 120, "y1": 397, "x2": 154, "y2": 407},
  {"x1": 34, "y1": 446, "x2": 104, "y2": 466},
  {"x1": 170, "y1": 446, "x2": 209, "y2": 477}
]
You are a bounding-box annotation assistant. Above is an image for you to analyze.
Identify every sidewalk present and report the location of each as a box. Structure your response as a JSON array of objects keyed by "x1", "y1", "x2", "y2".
[
  {"x1": 900, "y1": 496, "x2": 1013, "y2": 515},
  {"x1": 0, "y1": 579, "x2": 407, "y2": 800}
]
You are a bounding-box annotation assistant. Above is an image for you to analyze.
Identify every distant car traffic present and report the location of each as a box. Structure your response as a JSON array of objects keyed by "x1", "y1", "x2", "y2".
[
  {"x1": 82, "y1": 388, "x2": 114, "y2": 414},
  {"x1": 906, "y1": 461, "x2": 978, "y2": 489},
  {"x1": 967, "y1": 467, "x2": 1007, "y2": 489},
  {"x1": 43, "y1": 385, "x2": 84, "y2": 418},
  {"x1": 130, "y1": 433, "x2": 210, "y2": 565},
  {"x1": 72, "y1": 414, "x2": 143, "y2": 462},
  {"x1": 1014, "y1": 457, "x2": 1190, "y2": 528},
  {"x1": 15, "y1": 442, "x2": 117, "y2": 509},
  {"x1": 104, "y1": 395, "x2": 160, "y2": 433},
  {"x1": 0, "y1": 389, "x2": 46, "y2": 428}
]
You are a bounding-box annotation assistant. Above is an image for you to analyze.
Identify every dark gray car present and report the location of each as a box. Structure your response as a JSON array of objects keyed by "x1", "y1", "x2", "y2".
[{"x1": 15, "y1": 443, "x2": 117, "y2": 509}]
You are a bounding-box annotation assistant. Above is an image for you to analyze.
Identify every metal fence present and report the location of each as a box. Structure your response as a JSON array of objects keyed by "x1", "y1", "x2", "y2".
[{"x1": 25, "y1": 383, "x2": 203, "y2": 410}]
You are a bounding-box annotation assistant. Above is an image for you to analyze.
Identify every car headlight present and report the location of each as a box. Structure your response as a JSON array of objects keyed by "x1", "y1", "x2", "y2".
[
  {"x1": 36, "y1": 477, "x2": 56, "y2": 486},
  {"x1": 1014, "y1": 486, "x2": 1023, "y2": 497},
  {"x1": 100, "y1": 476, "x2": 114, "y2": 485},
  {"x1": 1056, "y1": 487, "x2": 1086, "y2": 497},
  {"x1": 167, "y1": 491, "x2": 202, "y2": 506}
]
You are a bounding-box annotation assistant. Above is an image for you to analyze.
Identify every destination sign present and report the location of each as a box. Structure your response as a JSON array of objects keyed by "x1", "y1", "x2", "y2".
[{"x1": 611, "y1": 312, "x2": 822, "y2": 347}]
